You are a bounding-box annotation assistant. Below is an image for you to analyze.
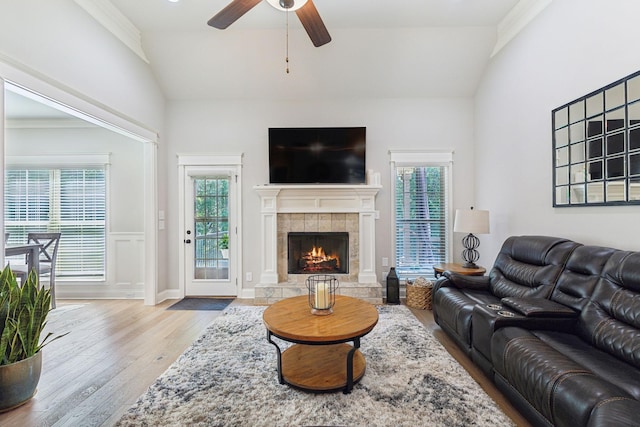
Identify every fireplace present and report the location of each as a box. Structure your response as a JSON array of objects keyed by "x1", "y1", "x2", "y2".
[
  {"x1": 253, "y1": 183, "x2": 382, "y2": 304},
  {"x1": 288, "y1": 232, "x2": 349, "y2": 274}
]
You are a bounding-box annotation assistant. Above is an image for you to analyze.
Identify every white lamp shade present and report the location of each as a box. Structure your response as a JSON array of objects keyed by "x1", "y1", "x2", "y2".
[{"x1": 454, "y1": 209, "x2": 490, "y2": 234}]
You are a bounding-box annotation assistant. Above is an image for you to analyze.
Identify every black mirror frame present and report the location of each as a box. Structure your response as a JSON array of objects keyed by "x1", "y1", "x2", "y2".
[{"x1": 552, "y1": 69, "x2": 640, "y2": 207}]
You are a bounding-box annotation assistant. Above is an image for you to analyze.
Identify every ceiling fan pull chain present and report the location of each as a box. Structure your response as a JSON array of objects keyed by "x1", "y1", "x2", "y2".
[{"x1": 285, "y1": 10, "x2": 290, "y2": 74}]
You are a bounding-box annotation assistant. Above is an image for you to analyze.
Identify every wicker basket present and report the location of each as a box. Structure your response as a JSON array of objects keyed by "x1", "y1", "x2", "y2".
[{"x1": 406, "y1": 277, "x2": 433, "y2": 310}]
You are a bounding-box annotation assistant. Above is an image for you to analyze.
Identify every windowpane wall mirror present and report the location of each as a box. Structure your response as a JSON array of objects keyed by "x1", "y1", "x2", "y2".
[{"x1": 553, "y1": 70, "x2": 640, "y2": 206}]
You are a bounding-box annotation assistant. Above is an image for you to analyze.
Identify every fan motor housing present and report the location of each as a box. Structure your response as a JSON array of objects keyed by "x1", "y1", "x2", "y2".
[{"x1": 280, "y1": 0, "x2": 295, "y2": 9}]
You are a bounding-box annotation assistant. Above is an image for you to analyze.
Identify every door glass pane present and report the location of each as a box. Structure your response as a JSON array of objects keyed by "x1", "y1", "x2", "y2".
[{"x1": 193, "y1": 176, "x2": 229, "y2": 280}]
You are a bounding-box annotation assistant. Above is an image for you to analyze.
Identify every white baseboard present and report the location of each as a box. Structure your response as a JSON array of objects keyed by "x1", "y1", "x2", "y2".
[
  {"x1": 240, "y1": 287, "x2": 255, "y2": 300},
  {"x1": 55, "y1": 283, "x2": 144, "y2": 299},
  {"x1": 155, "y1": 289, "x2": 181, "y2": 304}
]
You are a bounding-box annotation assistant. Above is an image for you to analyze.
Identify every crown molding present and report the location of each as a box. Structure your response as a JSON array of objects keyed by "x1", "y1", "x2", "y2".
[
  {"x1": 74, "y1": 0, "x2": 149, "y2": 63},
  {"x1": 491, "y1": 0, "x2": 552, "y2": 57}
]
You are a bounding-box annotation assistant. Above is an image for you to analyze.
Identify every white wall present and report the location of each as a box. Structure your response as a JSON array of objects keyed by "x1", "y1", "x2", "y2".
[
  {"x1": 5, "y1": 124, "x2": 146, "y2": 298},
  {"x1": 165, "y1": 97, "x2": 476, "y2": 293},
  {"x1": 6, "y1": 125, "x2": 145, "y2": 232},
  {"x1": 0, "y1": 0, "x2": 165, "y2": 130},
  {"x1": 0, "y1": 0, "x2": 166, "y2": 297},
  {"x1": 475, "y1": 0, "x2": 640, "y2": 264}
]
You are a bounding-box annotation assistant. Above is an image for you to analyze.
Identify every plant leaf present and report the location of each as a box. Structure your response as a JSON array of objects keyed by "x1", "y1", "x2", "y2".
[{"x1": 0, "y1": 266, "x2": 65, "y2": 365}]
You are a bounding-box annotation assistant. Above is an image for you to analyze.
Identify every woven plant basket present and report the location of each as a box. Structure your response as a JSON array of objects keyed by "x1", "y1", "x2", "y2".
[{"x1": 406, "y1": 277, "x2": 433, "y2": 310}]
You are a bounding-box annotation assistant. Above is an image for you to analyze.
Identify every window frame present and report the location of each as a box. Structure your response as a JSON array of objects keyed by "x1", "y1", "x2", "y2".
[{"x1": 389, "y1": 150, "x2": 453, "y2": 279}]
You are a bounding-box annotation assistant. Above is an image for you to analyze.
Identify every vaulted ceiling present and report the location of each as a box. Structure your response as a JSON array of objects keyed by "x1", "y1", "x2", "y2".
[{"x1": 101, "y1": 0, "x2": 527, "y2": 101}]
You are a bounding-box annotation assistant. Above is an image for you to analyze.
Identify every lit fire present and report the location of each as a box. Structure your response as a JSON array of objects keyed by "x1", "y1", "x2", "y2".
[{"x1": 301, "y1": 246, "x2": 340, "y2": 271}]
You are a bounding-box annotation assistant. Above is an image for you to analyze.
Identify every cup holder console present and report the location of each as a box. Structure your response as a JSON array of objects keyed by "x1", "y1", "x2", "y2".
[{"x1": 497, "y1": 310, "x2": 515, "y2": 317}]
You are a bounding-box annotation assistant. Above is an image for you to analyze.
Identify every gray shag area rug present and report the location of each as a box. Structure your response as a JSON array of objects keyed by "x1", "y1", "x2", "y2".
[{"x1": 117, "y1": 305, "x2": 514, "y2": 427}]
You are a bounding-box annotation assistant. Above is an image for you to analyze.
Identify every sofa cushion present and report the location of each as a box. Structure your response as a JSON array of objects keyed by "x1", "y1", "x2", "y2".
[
  {"x1": 551, "y1": 245, "x2": 620, "y2": 311},
  {"x1": 492, "y1": 327, "x2": 637, "y2": 427},
  {"x1": 489, "y1": 236, "x2": 580, "y2": 299},
  {"x1": 534, "y1": 330, "x2": 640, "y2": 401},
  {"x1": 577, "y1": 251, "x2": 640, "y2": 370}
]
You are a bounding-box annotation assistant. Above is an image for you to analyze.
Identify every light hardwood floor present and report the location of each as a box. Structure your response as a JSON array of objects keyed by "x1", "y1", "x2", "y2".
[{"x1": 0, "y1": 299, "x2": 531, "y2": 427}]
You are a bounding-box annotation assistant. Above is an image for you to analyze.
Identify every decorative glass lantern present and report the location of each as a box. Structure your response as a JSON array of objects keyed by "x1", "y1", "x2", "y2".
[{"x1": 306, "y1": 274, "x2": 339, "y2": 315}]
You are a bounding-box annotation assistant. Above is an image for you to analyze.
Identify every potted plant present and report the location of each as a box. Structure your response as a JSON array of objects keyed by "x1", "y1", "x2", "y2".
[
  {"x1": 0, "y1": 267, "x2": 67, "y2": 411},
  {"x1": 219, "y1": 234, "x2": 229, "y2": 259}
]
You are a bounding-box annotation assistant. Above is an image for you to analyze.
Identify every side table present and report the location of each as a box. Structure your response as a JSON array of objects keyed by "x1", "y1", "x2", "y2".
[{"x1": 433, "y1": 262, "x2": 486, "y2": 279}]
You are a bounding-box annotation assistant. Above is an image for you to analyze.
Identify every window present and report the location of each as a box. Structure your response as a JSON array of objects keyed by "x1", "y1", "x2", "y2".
[
  {"x1": 391, "y1": 151, "x2": 452, "y2": 279},
  {"x1": 5, "y1": 167, "x2": 107, "y2": 278}
]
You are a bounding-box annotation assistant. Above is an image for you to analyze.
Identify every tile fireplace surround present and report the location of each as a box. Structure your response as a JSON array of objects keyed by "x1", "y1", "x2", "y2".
[{"x1": 253, "y1": 184, "x2": 383, "y2": 304}]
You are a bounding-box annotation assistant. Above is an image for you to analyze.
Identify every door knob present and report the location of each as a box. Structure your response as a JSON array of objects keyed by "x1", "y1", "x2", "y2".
[{"x1": 184, "y1": 239, "x2": 191, "y2": 244}]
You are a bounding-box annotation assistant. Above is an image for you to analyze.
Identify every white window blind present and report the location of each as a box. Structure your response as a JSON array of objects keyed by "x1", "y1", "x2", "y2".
[
  {"x1": 391, "y1": 151, "x2": 452, "y2": 279},
  {"x1": 5, "y1": 167, "x2": 107, "y2": 278}
]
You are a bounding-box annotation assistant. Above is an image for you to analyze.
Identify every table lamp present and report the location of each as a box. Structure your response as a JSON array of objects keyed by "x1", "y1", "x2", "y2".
[{"x1": 453, "y1": 207, "x2": 490, "y2": 268}]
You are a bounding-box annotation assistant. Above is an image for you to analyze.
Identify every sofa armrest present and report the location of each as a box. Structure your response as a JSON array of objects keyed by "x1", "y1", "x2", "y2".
[
  {"x1": 501, "y1": 297, "x2": 578, "y2": 318},
  {"x1": 471, "y1": 302, "x2": 578, "y2": 364},
  {"x1": 441, "y1": 271, "x2": 491, "y2": 290}
]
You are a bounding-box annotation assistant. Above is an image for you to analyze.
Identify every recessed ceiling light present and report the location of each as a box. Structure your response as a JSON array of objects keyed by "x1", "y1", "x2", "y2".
[{"x1": 168, "y1": 0, "x2": 180, "y2": 3}]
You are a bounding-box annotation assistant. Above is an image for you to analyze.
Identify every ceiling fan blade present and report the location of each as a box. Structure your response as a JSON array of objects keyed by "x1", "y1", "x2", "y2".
[
  {"x1": 208, "y1": 0, "x2": 262, "y2": 29},
  {"x1": 295, "y1": 0, "x2": 331, "y2": 47}
]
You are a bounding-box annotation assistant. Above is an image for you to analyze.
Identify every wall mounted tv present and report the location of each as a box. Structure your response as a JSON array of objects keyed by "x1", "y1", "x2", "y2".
[{"x1": 269, "y1": 127, "x2": 366, "y2": 184}]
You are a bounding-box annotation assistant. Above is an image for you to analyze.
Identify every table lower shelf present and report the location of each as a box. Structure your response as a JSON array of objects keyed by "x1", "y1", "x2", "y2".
[{"x1": 281, "y1": 343, "x2": 366, "y2": 392}]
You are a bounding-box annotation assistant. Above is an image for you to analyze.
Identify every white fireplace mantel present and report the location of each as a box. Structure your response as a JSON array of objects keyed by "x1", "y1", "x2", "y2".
[{"x1": 254, "y1": 184, "x2": 382, "y2": 286}]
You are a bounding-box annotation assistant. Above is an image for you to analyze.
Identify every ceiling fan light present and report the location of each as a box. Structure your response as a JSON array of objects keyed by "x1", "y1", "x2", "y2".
[{"x1": 266, "y1": 0, "x2": 308, "y2": 12}]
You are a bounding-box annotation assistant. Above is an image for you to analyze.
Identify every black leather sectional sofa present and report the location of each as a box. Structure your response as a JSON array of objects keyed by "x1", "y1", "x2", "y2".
[{"x1": 432, "y1": 235, "x2": 640, "y2": 427}]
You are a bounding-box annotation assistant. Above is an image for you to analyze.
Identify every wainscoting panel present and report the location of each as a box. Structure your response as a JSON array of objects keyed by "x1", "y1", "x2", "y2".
[
  {"x1": 109, "y1": 232, "x2": 145, "y2": 290},
  {"x1": 55, "y1": 232, "x2": 145, "y2": 300}
]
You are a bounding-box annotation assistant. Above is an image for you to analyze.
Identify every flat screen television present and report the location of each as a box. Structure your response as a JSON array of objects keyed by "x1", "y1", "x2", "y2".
[{"x1": 269, "y1": 127, "x2": 366, "y2": 184}]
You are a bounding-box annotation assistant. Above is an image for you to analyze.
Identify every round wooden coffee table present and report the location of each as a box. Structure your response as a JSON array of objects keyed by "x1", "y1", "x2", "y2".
[{"x1": 263, "y1": 295, "x2": 378, "y2": 393}]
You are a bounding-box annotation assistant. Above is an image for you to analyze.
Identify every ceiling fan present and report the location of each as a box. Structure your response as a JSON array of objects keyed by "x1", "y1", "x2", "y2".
[{"x1": 208, "y1": 0, "x2": 331, "y2": 47}]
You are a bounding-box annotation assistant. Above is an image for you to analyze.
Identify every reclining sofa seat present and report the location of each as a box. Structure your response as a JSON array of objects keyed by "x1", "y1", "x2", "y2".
[
  {"x1": 491, "y1": 250, "x2": 640, "y2": 427},
  {"x1": 432, "y1": 235, "x2": 580, "y2": 355},
  {"x1": 471, "y1": 244, "x2": 618, "y2": 377}
]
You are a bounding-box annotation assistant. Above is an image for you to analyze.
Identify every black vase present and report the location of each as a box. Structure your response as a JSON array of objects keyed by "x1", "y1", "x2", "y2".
[{"x1": 386, "y1": 267, "x2": 400, "y2": 304}]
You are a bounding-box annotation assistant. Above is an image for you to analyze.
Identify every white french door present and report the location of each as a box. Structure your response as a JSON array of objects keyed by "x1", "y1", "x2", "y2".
[{"x1": 183, "y1": 166, "x2": 238, "y2": 296}]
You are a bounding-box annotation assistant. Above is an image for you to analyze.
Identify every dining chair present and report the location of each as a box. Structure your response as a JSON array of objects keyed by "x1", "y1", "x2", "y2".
[{"x1": 12, "y1": 232, "x2": 62, "y2": 309}]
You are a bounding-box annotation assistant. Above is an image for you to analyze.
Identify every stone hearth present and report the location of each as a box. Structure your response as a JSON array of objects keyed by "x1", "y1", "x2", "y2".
[{"x1": 253, "y1": 184, "x2": 382, "y2": 304}]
